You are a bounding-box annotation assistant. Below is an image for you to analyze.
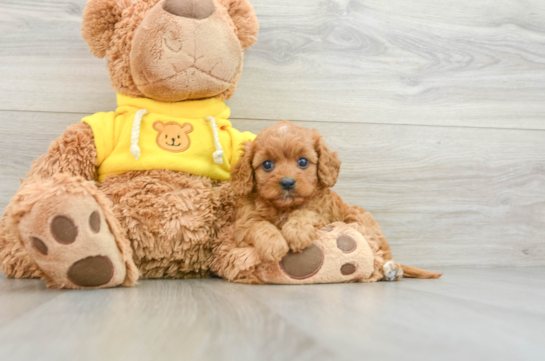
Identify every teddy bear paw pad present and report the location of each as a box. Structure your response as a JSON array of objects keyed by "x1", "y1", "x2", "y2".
[
  {"x1": 18, "y1": 194, "x2": 127, "y2": 289},
  {"x1": 280, "y1": 244, "x2": 324, "y2": 279},
  {"x1": 256, "y1": 222, "x2": 377, "y2": 284},
  {"x1": 67, "y1": 256, "x2": 114, "y2": 287}
]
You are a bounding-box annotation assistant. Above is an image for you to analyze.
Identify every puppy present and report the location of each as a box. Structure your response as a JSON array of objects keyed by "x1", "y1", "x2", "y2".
[{"x1": 230, "y1": 120, "x2": 441, "y2": 280}]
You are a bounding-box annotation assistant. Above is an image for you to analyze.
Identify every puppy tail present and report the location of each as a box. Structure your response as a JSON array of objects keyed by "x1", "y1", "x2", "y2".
[{"x1": 400, "y1": 264, "x2": 442, "y2": 279}]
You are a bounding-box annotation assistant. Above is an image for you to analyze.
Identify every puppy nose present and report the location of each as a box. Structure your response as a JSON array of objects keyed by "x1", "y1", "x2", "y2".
[
  {"x1": 163, "y1": 0, "x2": 215, "y2": 19},
  {"x1": 280, "y1": 177, "x2": 296, "y2": 191}
]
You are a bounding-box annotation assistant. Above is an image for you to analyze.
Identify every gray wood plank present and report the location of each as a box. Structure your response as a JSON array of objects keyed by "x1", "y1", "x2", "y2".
[
  {"x1": 0, "y1": 268, "x2": 544, "y2": 361},
  {"x1": 0, "y1": 275, "x2": 332, "y2": 361},
  {"x1": 1, "y1": 0, "x2": 545, "y2": 129},
  {"x1": 1, "y1": 111, "x2": 544, "y2": 267},
  {"x1": 238, "y1": 267, "x2": 545, "y2": 361},
  {"x1": 0, "y1": 276, "x2": 59, "y2": 326}
]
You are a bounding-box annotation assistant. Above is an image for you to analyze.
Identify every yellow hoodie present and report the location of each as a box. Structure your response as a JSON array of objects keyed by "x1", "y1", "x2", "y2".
[{"x1": 82, "y1": 94, "x2": 255, "y2": 182}]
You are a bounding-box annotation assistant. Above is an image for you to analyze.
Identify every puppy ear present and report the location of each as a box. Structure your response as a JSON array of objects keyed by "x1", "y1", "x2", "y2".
[
  {"x1": 81, "y1": 0, "x2": 131, "y2": 58},
  {"x1": 313, "y1": 130, "x2": 341, "y2": 188},
  {"x1": 231, "y1": 141, "x2": 256, "y2": 197},
  {"x1": 218, "y1": 0, "x2": 259, "y2": 50}
]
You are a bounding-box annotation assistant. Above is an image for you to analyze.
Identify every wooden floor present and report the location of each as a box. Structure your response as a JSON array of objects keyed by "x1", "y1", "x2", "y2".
[{"x1": 0, "y1": 268, "x2": 543, "y2": 361}]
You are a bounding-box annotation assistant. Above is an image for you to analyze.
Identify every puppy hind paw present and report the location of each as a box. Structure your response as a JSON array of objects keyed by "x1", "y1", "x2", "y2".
[{"x1": 383, "y1": 261, "x2": 403, "y2": 282}]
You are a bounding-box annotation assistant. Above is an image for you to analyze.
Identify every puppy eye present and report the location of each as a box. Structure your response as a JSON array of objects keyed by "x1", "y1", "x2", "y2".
[
  {"x1": 298, "y1": 157, "x2": 309, "y2": 169},
  {"x1": 262, "y1": 160, "x2": 275, "y2": 172}
]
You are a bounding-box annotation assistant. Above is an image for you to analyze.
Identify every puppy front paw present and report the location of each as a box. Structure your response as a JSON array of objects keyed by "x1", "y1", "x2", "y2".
[
  {"x1": 255, "y1": 233, "x2": 289, "y2": 262},
  {"x1": 282, "y1": 222, "x2": 317, "y2": 253}
]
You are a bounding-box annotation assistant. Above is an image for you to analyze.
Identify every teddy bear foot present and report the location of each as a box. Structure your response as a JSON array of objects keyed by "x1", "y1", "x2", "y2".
[
  {"x1": 18, "y1": 193, "x2": 131, "y2": 289},
  {"x1": 255, "y1": 222, "x2": 384, "y2": 284}
]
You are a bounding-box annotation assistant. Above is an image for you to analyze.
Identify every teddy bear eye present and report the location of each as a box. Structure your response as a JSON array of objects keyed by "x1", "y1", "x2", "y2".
[
  {"x1": 165, "y1": 135, "x2": 168, "y2": 139},
  {"x1": 262, "y1": 160, "x2": 274, "y2": 172},
  {"x1": 298, "y1": 157, "x2": 309, "y2": 169},
  {"x1": 178, "y1": 135, "x2": 180, "y2": 138}
]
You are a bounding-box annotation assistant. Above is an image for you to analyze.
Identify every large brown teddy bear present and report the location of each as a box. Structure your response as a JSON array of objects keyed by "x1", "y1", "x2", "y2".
[{"x1": 0, "y1": 0, "x2": 259, "y2": 289}]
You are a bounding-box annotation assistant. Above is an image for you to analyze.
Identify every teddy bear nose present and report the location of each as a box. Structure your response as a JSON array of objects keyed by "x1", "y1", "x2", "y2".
[
  {"x1": 163, "y1": 0, "x2": 216, "y2": 19},
  {"x1": 280, "y1": 177, "x2": 296, "y2": 191}
]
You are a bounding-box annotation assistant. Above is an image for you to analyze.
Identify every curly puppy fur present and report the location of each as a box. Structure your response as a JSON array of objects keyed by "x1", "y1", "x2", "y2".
[{"x1": 229, "y1": 121, "x2": 393, "y2": 262}]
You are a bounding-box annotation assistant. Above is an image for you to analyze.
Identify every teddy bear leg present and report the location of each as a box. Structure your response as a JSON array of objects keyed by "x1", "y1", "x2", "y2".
[
  {"x1": 246, "y1": 222, "x2": 386, "y2": 284},
  {"x1": 8, "y1": 174, "x2": 138, "y2": 289}
]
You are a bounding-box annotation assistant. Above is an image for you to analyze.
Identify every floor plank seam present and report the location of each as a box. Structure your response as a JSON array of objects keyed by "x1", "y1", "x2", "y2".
[{"x1": 1, "y1": 109, "x2": 545, "y2": 132}]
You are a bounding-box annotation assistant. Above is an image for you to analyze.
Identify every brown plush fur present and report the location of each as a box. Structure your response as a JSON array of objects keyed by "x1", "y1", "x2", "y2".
[
  {"x1": 228, "y1": 121, "x2": 441, "y2": 279},
  {"x1": 98, "y1": 170, "x2": 235, "y2": 279},
  {"x1": 82, "y1": 0, "x2": 259, "y2": 101}
]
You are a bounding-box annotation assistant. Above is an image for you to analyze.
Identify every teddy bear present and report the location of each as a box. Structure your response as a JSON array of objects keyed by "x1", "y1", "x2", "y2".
[{"x1": 0, "y1": 0, "x2": 260, "y2": 289}]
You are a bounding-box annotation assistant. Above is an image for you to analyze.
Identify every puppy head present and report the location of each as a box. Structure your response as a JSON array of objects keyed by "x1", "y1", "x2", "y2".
[{"x1": 231, "y1": 121, "x2": 341, "y2": 209}]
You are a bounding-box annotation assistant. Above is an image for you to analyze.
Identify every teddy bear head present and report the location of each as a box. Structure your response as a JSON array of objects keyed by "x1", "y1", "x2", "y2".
[{"x1": 82, "y1": 0, "x2": 259, "y2": 102}]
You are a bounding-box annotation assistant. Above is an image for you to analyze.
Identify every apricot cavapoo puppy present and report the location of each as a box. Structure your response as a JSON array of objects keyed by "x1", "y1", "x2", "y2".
[{"x1": 228, "y1": 121, "x2": 441, "y2": 281}]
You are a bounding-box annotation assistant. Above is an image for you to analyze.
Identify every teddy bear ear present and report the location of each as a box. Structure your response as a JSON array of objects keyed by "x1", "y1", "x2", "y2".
[
  {"x1": 218, "y1": 0, "x2": 259, "y2": 51},
  {"x1": 81, "y1": 0, "x2": 132, "y2": 58}
]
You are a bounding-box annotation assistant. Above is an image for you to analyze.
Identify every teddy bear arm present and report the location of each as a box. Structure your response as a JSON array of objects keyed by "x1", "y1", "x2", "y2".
[{"x1": 26, "y1": 122, "x2": 98, "y2": 183}]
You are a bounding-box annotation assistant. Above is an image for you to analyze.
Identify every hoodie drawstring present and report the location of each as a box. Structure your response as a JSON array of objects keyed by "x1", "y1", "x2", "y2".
[
  {"x1": 130, "y1": 109, "x2": 148, "y2": 160},
  {"x1": 205, "y1": 115, "x2": 224, "y2": 165}
]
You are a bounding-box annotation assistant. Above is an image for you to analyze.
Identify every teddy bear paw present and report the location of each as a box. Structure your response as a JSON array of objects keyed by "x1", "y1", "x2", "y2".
[
  {"x1": 255, "y1": 222, "x2": 378, "y2": 284},
  {"x1": 18, "y1": 194, "x2": 129, "y2": 289}
]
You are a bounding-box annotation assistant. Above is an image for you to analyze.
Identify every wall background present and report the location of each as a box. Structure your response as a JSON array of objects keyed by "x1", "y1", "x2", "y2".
[{"x1": 1, "y1": 0, "x2": 544, "y2": 267}]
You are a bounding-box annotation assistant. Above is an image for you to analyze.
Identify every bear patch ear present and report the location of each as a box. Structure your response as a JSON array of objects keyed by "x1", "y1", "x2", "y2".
[
  {"x1": 81, "y1": 0, "x2": 132, "y2": 58},
  {"x1": 218, "y1": 0, "x2": 259, "y2": 50},
  {"x1": 153, "y1": 121, "x2": 165, "y2": 132}
]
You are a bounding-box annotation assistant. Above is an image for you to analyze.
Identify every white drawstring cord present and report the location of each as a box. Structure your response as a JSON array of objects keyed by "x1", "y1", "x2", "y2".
[
  {"x1": 205, "y1": 115, "x2": 224, "y2": 164},
  {"x1": 130, "y1": 109, "x2": 148, "y2": 160}
]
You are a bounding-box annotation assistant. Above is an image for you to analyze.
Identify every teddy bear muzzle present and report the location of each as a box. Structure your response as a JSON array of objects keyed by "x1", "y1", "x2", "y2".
[
  {"x1": 163, "y1": 0, "x2": 215, "y2": 19},
  {"x1": 129, "y1": 0, "x2": 243, "y2": 102}
]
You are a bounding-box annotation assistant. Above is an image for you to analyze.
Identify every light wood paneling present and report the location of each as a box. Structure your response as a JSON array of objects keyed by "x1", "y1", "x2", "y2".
[
  {"x1": 1, "y1": 0, "x2": 545, "y2": 129},
  {"x1": 1, "y1": 111, "x2": 544, "y2": 267},
  {"x1": 1, "y1": 269, "x2": 545, "y2": 361}
]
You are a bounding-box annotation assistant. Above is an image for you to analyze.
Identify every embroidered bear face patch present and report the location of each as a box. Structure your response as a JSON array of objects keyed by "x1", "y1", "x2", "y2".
[{"x1": 153, "y1": 121, "x2": 193, "y2": 153}]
